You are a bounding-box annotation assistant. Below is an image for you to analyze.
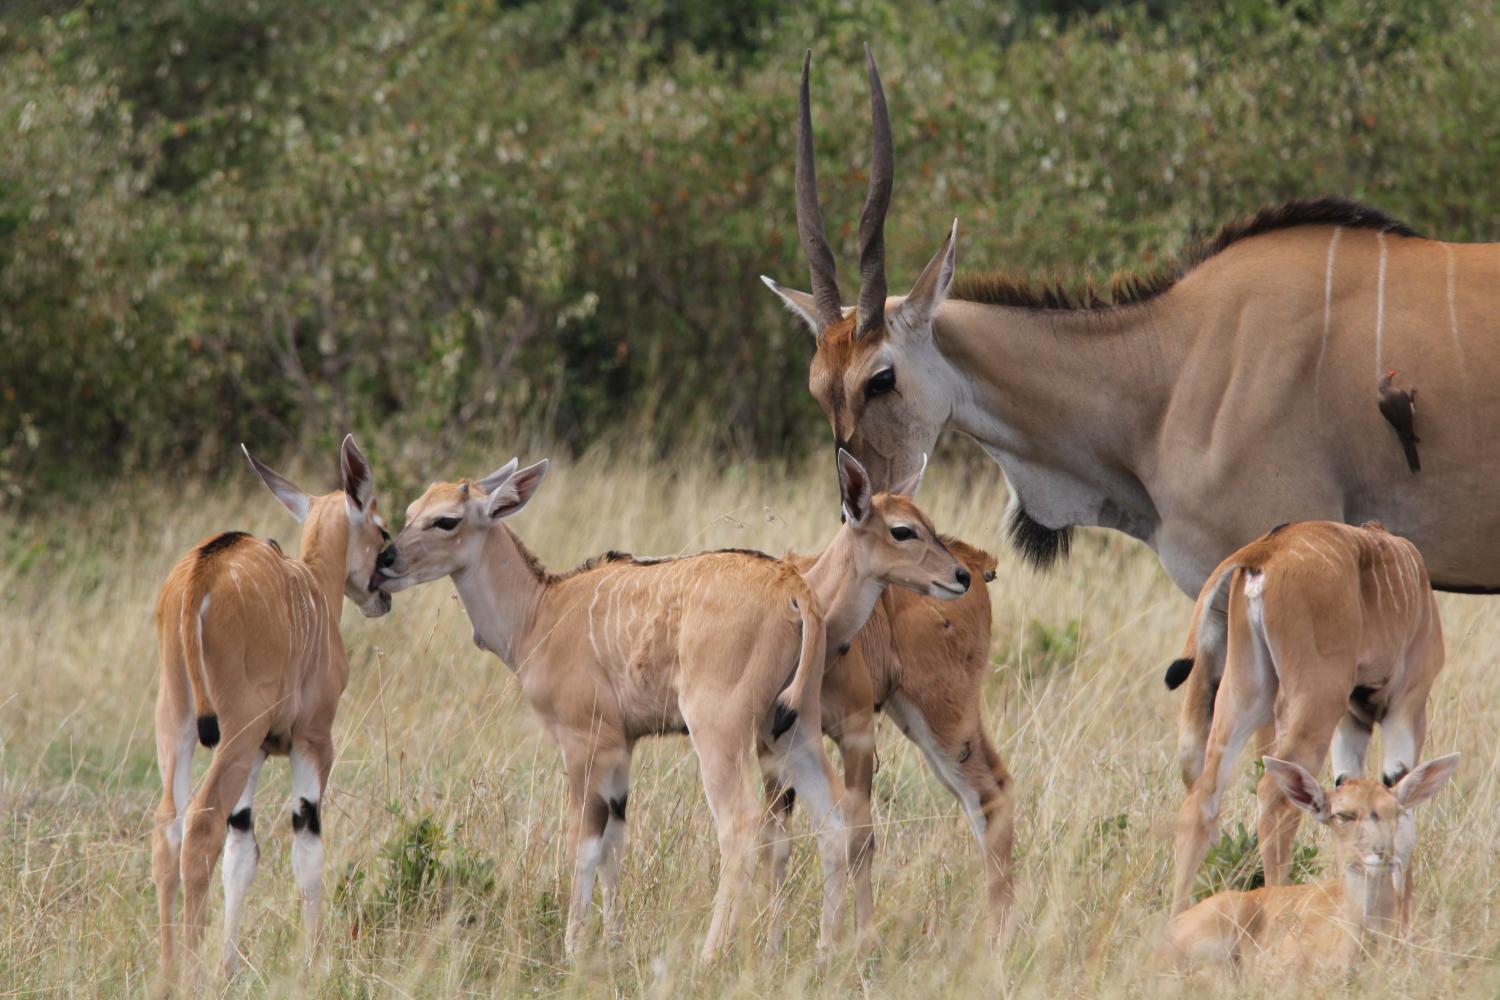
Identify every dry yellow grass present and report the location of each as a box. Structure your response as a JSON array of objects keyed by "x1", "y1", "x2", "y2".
[{"x1": 3, "y1": 445, "x2": 1498, "y2": 997}]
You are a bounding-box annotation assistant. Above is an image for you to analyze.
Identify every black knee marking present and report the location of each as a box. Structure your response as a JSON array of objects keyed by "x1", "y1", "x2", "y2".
[
  {"x1": 291, "y1": 797, "x2": 321, "y2": 836},
  {"x1": 780, "y1": 787, "x2": 796, "y2": 813},
  {"x1": 1335, "y1": 773, "x2": 1351, "y2": 787},
  {"x1": 1163, "y1": 658, "x2": 1193, "y2": 691},
  {"x1": 197, "y1": 714, "x2": 220, "y2": 748},
  {"x1": 771, "y1": 703, "x2": 798, "y2": 741},
  {"x1": 837, "y1": 642, "x2": 851, "y2": 656},
  {"x1": 608, "y1": 794, "x2": 628, "y2": 821},
  {"x1": 1382, "y1": 765, "x2": 1409, "y2": 789},
  {"x1": 227, "y1": 807, "x2": 253, "y2": 831}
]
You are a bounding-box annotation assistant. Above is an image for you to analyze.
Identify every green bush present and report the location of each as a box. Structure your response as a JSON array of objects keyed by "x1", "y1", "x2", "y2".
[{"x1": 3, "y1": 0, "x2": 1497, "y2": 497}]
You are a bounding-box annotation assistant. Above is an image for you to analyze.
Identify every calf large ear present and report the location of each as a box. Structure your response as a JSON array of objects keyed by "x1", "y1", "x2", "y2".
[
  {"x1": 1394, "y1": 753, "x2": 1459, "y2": 808},
  {"x1": 340, "y1": 435, "x2": 375, "y2": 512},
  {"x1": 1263, "y1": 756, "x2": 1330, "y2": 822},
  {"x1": 486, "y1": 459, "x2": 550, "y2": 520},
  {"x1": 476, "y1": 458, "x2": 519, "y2": 495},
  {"x1": 243, "y1": 444, "x2": 310, "y2": 523},
  {"x1": 837, "y1": 448, "x2": 872, "y2": 525}
]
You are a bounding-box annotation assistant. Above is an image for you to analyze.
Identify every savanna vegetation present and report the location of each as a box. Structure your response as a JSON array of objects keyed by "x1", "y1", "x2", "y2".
[
  {"x1": 5, "y1": 1, "x2": 1500, "y2": 995},
  {"x1": 4, "y1": 0, "x2": 1500, "y2": 497}
]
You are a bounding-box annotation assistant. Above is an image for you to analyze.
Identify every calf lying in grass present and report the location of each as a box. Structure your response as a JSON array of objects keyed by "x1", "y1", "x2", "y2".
[{"x1": 1166, "y1": 753, "x2": 1459, "y2": 970}]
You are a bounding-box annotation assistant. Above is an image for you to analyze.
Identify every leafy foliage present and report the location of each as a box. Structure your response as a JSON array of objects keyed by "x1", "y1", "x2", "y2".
[
  {"x1": 3, "y1": 0, "x2": 1498, "y2": 497},
  {"x1": 335, "y1": 803, "x2": 496, "y2": 932},
  {"x1": 1195, "y1": 821, "x2": 1321, "y2": 901}
]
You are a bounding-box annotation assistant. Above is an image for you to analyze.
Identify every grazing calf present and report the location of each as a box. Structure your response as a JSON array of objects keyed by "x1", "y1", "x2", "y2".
[
  {"x1": 762, "y1": 451, "x2": 1010, "y2": 941},
  {"x1": 152, "y1": 437, "x2": 391, "y2": 982},
  {"x1": 1165, "y1": 521, "x2": 1443, "y2": 916},
  {"x1": 373, "y1": 458, "x2": 915, "y2": 958},
  {"x1": 1166, "y1": 754, "x2": 1459, "y2": 970}
]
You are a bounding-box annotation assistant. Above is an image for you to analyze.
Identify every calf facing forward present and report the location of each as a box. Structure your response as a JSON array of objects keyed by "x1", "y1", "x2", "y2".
[
  {"x1": 152, "y1": 437, "x2": 391, "y2": 983},
  {"x1": 1166, "y1": 753, "x2": 1458, "y2": 969},
  {"x1": 1166, "y1": 520, "x2": 1443, "y2": 916}
]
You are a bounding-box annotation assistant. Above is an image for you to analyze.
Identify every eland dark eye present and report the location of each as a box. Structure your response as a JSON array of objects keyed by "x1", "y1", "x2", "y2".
[
  {"x1": 890, "y1": 525, "x2": 917, "y2": 541},
  {"x1": 865, "y1": 367, "x2": 896, "y2": 398},
  {"x1": 432, "y1": 516, "x2": 461, "y2": 531}
]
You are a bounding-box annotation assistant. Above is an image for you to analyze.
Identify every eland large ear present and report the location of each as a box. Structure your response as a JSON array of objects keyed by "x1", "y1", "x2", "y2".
[
  {"x1": 476, "y1": 458, "x2": 520, "y2": 495},
  {"x1": 485, "y1": 459, "x2": 550, "y2": 520},
  {"x1": 242, "y1": 444, "x2": 310, "y2": 523},
  {"x1": 761, "y1": 275, "x2": 824, "y2": 337},
  {"x1": 340, "y1": 434, "x2": 375, "y2": 512},
  {"x1": 889, "y1": 220, "x2": 958, "y2": 333},
  {"x1": 837, "y1": 448, "x2": 872, "y2": 525},
  {"x1": 890, "y1": 453, "x2": 927, "y2": 499},
  {"x1": 1264, "y1": 756, "x2": 1330, "y2": 822},
  {"x1": 1394, "y1": 753, "x2": 1460, "y2": 809}
]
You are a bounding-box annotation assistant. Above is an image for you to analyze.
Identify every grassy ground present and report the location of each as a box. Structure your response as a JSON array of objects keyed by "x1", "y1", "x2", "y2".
[{"x1": 3, "y1": 446, "x2": 1498, "y2": 997}]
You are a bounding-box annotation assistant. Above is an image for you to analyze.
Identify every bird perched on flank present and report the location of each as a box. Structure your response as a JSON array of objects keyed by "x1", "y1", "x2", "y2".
[{"x1": 1378, "y1": 369, "x2": 1421, "y2": 474}]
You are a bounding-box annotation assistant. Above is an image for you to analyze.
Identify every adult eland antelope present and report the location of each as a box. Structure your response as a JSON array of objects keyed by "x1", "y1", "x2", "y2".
[
  {"x1": 763, "y1": 48, "x2": 1500, "y2": 597},
  {"x1": 372, "y1": 459, "x2": 869, "y2": 959},
  {"x1": 152, "y1": 436, "x2": 392, "y2": 983},
  {"x1": 1163, "y1": 521, "x2": 1444, "y2": 917}
]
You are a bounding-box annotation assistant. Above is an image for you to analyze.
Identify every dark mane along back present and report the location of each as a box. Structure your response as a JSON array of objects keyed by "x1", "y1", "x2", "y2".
[
  {"x1": 951, "y1": 197, "x2": 1420, "y2": 312},
  {"x1": 554, "y1": 545, "x2": 775, "y2": 582},
  {"x1": 197, "y1": 531, "x2": 250, "y2": 559}
]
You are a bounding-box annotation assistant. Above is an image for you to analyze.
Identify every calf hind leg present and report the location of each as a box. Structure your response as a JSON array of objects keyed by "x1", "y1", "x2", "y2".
[
  {"x1": 221, "y1": 749, "x2": 267, "y2": 976},
  {"x1": 1257, "y1": 692, "x2": 1344, "y2": 886},
  {"x1": 289, "y1": 739, "x2": 333, "y2": 964}
]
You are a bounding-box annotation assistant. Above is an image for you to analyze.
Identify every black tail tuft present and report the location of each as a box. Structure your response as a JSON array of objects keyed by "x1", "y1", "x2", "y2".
[
  {"x1": 197, "y1": 714, "x2": 221, "y2": 748},
  {"x1": 770, "y1": 703, "x2": 799, "y2": 742},
  {"x1": 1163, "y1": 658, "x2": 1194, "y2": 691}
]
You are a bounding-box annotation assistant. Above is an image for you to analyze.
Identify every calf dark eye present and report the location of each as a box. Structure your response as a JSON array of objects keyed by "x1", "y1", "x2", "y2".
[
  {"x1": 1333, "y1": 812, "x2": 1355, "y2": 823},
  {"x1": 865, "y1": 368, "x2": 896, "y2": 398},
  {"x1": 432, "y1": 516, "x2": 461, "y2": 531},
  {"x1": 380, "y1": 528, "x2": 391, "y2": 543},
  {"x1": 890, "y1": 525, "x2": 916, "y2": 541}
]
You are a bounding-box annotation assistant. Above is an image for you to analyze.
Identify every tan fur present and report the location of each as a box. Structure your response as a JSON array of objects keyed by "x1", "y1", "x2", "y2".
[
  {"x1": 151, "y1": 438, "x2": 389, "y2": 986},
  {"x1": 1167, "y1": 521, "x2": 1444, "y2": 916},
  {"x1": 1166, "y1": 755, "x2": 1459, "y2": 970},
  {"x1": 375, "y1": 460, "x2": 853, "y2": 960},
  {"x1": 765, "y1": 533, "x2": 1012, "y2": 940}
]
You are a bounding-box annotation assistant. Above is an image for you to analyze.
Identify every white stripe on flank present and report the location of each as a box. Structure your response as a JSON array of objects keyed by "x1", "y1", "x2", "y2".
[
  {"x1": 1316, "y1": 226, "x2": 1343, "y2": 407},
  {"x1": 1445, "y1": 243, "x2": 1467, "y2": 368},
  {"x1": 1375, "y1": 231, "x2": 1388, "y2": 377}
]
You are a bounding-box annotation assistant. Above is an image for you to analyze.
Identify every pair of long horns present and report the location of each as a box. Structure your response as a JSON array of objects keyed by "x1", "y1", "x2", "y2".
[{"x1": 796, "y1": 44, "x2": 892, "y2": 339}]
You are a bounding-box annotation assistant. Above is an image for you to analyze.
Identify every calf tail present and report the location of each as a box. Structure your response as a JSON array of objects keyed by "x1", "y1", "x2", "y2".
[
  {"x1": 772, "y1": 582, "x2": 827, "y2": 742},
  {"x1": 179, "y1": 576, "x2": 220, "y2": 748}
]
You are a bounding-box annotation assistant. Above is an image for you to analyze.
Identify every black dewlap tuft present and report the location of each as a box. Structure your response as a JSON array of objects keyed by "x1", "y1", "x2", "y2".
[
  {"x1": 1382, "y1": 765, "x2": 1409, "y2": 789},
  {"x1": 1163, "y1": 658, "x2": 1194, "y2": 690},
  {"x1": 197, "y1": 714, "x2": 221, "y2": 748},
  {"x1": 1007, "y1": 507, "x2": 1072, "y2": 571},
  {"x1": 227, "y1": 808, "x2": 253, "y2": 831},
  {"x1": 291, "y1": 797, "x2": 321, "y2": 836}
]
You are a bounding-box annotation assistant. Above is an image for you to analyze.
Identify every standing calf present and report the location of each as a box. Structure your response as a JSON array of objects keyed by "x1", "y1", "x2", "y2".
[
  {"x1": 372, "y1": 458, "x2": 899, "y2": 958},
  {"x1": 152, "y1": 437, "x2": 391, "y2": 982},
  {"x1": 763, "y1": 451, "x2": 1011, "y2": 940},
  {"x1": 1166, "y1": 753, "x2": 1459, "y2": 969},
  {"x1": 1165, "y1": 520, "x2": 1443, "y2": 916}
]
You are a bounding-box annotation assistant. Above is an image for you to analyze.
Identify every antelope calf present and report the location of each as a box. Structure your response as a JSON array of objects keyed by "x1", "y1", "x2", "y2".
[
  {"x1": 762, "y1": 451, "x2": 1011, "y2": 940},
  {"x1": 152, "y1": 436, "x2": 392, "y2": 982},
  {"x1": 1166, "y1": 753, "x2": 1459, "y2": 969},
  {"x1": 373, "y1": 458, "x2": 927, "y2": 958},
  {"x1": 1165, "y1": 520, "x2": 1443, "y2": 916}
]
